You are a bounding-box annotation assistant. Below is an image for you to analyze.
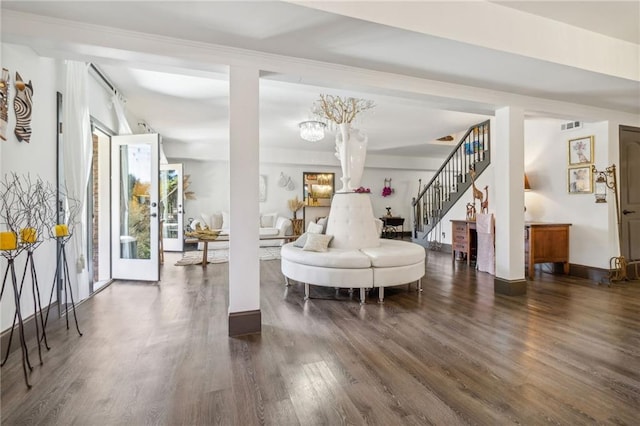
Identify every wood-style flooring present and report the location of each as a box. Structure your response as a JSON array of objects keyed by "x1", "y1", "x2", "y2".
[{"x1": 1, "y1": 250, "x2": 639, "y2": 425}]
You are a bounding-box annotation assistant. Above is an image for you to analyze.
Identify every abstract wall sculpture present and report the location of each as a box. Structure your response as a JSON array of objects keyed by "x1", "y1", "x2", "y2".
[
  {"x1": 0, "y1": 68, "x2": 8, "y2": 141},
  {"x1": 13, "y1": 72, "x2": 34, "y2": 143}
]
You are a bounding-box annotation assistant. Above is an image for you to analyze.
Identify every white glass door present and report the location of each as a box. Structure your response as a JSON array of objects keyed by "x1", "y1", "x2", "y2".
[
  {"x1": 111, "y1": 134, "x2": 160, "y2": 281},
  {"x1": 160, "y1": 163, "x2": 184, "y2": 252}
]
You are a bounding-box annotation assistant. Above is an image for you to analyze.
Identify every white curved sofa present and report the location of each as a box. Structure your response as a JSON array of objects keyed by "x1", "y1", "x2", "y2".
[{"x1": 281, "y1": 193, "x2": 425, "y2": 303}]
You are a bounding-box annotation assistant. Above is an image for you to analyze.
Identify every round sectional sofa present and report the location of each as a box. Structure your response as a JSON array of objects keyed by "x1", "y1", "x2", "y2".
[{"x1": 281, "y1": 193, "x2": 426, "y2": 303}]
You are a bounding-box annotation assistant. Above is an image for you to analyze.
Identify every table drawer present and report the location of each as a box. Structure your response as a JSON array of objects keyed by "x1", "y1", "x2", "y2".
[
  {"x1": 453, "y1": 223, "x2": 467, "y2": 233},
  {"x1": 453, "y1": 242, "x2": 468, "y2": 251}
]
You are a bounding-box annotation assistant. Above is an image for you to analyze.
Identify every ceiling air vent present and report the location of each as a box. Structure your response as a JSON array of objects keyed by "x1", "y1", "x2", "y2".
[{"x1": 560, "y1": 121, "x2": 583, "y2": 131}]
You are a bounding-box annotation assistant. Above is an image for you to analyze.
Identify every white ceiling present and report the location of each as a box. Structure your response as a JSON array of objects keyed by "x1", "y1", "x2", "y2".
[
  {"x1": 2, "y1": 1, "x2": 638, "y2": 160},
  {"x1": 494, "y1": 1, "x2": 640, "y2": 44}
]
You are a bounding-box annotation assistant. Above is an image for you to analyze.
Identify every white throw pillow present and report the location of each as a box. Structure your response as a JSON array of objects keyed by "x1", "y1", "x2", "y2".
[
  {"x1": 260, "y1": 212, "x2": 277, "y2": 228},
  {"x1": 307, "y1": 222, "x2": 323, "y2": 234},
  {"x1": 293, "y1": 232, "x2": 309, "y2": 248},
  {"x1": 317, "y1": 217, "x2": 328, "y2": 234},
  {"x1": 210, "y1": 212, "x2": 223, "y2": 229},
  {"x1": 302, "y1": 233, "x2": 333, "y2": 252}
]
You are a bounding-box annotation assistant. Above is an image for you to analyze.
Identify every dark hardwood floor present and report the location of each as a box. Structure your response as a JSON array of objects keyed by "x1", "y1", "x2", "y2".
[{"x1": 1, "y1": 250, "x2": 639, "y2": 425}]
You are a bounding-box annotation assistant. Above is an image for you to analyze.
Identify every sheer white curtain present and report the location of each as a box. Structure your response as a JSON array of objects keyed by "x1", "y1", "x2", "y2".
[
  {"x1": 111, "y1": 93, "x2": 132, "y2": 135},
  {"x1": 112, "y1": 94, "x2": 131, "y2": 236},
  {"x1": 62, "y1": 60, "x2": 92, "y2": 300}
]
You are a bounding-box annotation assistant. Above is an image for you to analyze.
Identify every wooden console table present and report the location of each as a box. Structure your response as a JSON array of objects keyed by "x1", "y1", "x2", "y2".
[
  {"x1": 451, "y1": 220, "x2": 477, "y2": 265},
  {"x1": 525, "y1": 222, "x2": 571, "y2": 279}
]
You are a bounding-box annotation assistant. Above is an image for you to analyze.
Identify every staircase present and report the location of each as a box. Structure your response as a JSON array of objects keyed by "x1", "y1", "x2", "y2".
[{"x1": 412, "y1": 120, "x2": 491, "y2": 246}]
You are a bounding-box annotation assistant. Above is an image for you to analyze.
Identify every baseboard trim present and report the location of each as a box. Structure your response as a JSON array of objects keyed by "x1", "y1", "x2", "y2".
[
  {"x1": 494, "y1": 277, "x2": 527, "y2": 296},
  {"x1": 229, "y1": 309, "x2": 261, "y2": 337},
  {"x1": 569, "y1": 263, "x2": 611, "y2": 284}
]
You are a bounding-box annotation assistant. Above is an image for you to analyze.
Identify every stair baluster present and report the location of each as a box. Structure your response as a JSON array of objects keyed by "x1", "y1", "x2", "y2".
[{"x1": 412, "y1": 120, "x2": 491, "y2": 246}]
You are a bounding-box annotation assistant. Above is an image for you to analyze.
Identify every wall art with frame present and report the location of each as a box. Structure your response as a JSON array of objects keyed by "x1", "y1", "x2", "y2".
[
  {"x1": 568, "y1": 165, "x2": 592, "y2": 194},
  {"x1": 568, "y1": 135, "x2": 594, "y2": 166}
]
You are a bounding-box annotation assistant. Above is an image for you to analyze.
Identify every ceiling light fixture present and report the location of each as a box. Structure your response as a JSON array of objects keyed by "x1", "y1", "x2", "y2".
[{"x1": 299, "y1": 120, "x2": 326, "y2": 142}]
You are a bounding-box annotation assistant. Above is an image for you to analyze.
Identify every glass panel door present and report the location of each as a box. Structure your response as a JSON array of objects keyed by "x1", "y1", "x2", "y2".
[
  {"x1": 160, "y1": 163, "x2": 184, "y2": 252},
  {"x1": 111, "y1": 134, "x2": 160, "y2": 281}
]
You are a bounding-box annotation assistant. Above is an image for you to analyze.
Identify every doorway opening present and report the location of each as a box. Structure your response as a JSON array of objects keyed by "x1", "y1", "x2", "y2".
[{"x1": 88, "y1": 125, "x2": 112, "y2": 292}]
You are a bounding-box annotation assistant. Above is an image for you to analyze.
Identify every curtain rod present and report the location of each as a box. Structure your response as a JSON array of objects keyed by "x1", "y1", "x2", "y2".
[{"x1": 89, "y1": 63, "x2": 116, "y2": 95}]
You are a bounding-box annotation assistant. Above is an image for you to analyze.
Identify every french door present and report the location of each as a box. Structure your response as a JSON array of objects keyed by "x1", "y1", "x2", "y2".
[
  {"x1": 111, "y1": 134, "x2": 160, "y2": 281},
  {"x1": 160, "y1": 163, "x2": 184, "y2": 252}
]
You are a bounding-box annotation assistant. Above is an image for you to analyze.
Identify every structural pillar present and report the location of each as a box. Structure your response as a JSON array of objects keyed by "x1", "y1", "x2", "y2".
[
  {"x1": 228, "y1": 66, "x2": 261, "y2": 336},
  {"x1": 493, "y1": 106, "x2": 527, "y2": 295}
]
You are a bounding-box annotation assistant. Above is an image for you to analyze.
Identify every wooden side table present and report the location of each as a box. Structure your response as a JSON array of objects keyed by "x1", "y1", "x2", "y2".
[
  {"x1": 291, "y1": 218, "x2": 304, "y2": 237},
  {"x1": 525, "y1": 222, "x2": 571, "y2": 279}
]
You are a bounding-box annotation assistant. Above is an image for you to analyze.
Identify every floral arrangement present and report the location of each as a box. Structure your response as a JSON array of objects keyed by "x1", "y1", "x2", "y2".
[
  {"x1": 354, "y1": 187, "x2": 370, "y2": 193},
  {"x1": 287, "y1": 196, "x2": 305, "y2": 219},
  {"x1": 382, "y1": 178, "x2": 394, "y2": 197}
]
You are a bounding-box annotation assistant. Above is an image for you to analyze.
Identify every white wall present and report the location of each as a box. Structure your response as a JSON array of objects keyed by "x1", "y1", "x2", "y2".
[
  {"x1": 0, "y1": 44, "x2": 130, "y2": 332},
  {"x1": 524, "y1": 119, "x2": 613, "y2": 269},
  {"x1": 179, "y1": 159, "x2": 230, "y2": 224},
  {"x1": 434, "y1": 118, "x2": 620, "y2": 270},
  {"x1": 175, "y1": 154, "x2": 434, "y2": 229},
  {"x1": 1, "y1": 44, "x2": 59, "y2": 332}
]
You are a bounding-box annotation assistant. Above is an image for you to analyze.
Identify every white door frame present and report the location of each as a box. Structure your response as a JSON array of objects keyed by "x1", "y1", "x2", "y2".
[{"x1": 111, "y1": 133, "x2": 160, "y2": 281}]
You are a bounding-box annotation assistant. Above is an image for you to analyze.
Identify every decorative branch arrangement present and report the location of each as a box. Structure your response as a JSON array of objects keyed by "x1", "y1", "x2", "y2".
[
  {"x1": 287, "y1": 196, "x2": 305, "y2": 219},
  {"x1": 0, "y1": 173, "x2": 59, "y2": 387},
  {"x1": 0, "y1": 174, "x2": 84, "y2": 387},
  {"x1": 313, "y1": 94, "x2": 375, "y2": 125},
  {"x1": 183, "y1": 174, "x2": 196, "y2": 200}
]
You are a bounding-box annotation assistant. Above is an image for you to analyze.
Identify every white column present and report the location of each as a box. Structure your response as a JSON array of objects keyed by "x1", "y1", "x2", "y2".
[
  {"x1": 228, "y1": 66, "x2": 261, "y2": 335},
  {"x1": 494, "y1": 106, "x2": 526, "y2": 294}
]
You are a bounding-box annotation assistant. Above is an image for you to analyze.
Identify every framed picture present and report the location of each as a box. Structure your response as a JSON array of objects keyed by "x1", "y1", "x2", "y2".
[
  {"x1": 568, "y1": 136, "x2": 594, "y2": 165},
  {"x1": 568, "y1": 166, "x2": 592, "y2": 194}
]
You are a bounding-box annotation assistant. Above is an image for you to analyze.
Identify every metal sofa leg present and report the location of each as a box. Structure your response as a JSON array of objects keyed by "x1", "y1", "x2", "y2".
[
  {"x1": 359, "y1": 288, "x2": 366, "y2": 305},
  {"x1": 418, "y1": 278, "x2": 423, "y2": 292},
  {"x1": 378, "y1": 286, "x2": 384, "y2": 303},
  {"x1": 304, "y1": 283, "x2": 310, "y2": 301},
  {"x1": 285, "y1": 276, "x2": 291, "y2": 287}
]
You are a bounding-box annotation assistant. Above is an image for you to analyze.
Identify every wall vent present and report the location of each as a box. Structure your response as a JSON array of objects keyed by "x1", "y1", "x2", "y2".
[{"x1": 560, "y1": 121, "x2": 583, "y2": 131}]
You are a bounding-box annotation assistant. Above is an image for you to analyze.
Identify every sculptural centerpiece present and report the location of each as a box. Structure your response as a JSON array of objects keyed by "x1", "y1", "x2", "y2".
[{"x1": 314, "y1": 94, "x2": 375, "y2": 192}]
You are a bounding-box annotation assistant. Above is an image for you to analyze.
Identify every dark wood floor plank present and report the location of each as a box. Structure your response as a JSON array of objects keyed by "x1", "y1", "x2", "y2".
[{"x1": 2, "y1": 250, "x2": 640, "y2": 425}]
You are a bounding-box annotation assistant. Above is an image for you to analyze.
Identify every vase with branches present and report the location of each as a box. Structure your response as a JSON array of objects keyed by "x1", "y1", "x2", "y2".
[
  {"x1": 313, "y1": 94, "x2": 375, "y2": 192},
  {"x1": 287, "y1": 196, "x2": 304, "y2": 220}
]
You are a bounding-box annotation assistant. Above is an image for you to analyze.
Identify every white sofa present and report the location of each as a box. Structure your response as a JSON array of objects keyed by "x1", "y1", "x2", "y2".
[
  {"x1": 191, "y1": 211, "x2": 292, "y2": 247},
  {"x1": 281, "y1": 193, "x2": 425, "y2": 303}
]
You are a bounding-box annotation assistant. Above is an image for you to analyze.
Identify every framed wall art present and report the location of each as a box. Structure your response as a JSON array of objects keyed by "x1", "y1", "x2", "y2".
[
  {"x1": 568, "y1": 166, "x2": 592, "y2": 194},
  {"x1": 568, "y1": 136, "x2": 594, "y2": 166}
]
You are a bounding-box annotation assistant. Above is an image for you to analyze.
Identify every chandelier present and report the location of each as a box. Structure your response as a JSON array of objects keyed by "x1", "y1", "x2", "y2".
[{"x1": 299, "y1": 120, "x2": 326, "y2": 142}]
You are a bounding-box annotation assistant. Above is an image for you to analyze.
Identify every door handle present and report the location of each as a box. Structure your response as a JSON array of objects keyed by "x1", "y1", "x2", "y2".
[
  {"x1": 150, "y1": 213, "x2": 157, "y2": 218},
  {"x1": 623, "y1": 210, "x2": 636, "y2": 215}
]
